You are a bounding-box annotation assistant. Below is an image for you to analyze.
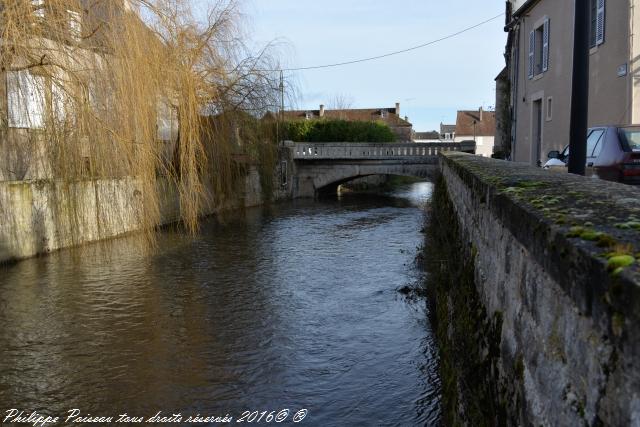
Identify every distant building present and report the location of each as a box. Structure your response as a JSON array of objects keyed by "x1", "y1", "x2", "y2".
[
  {"x1": 440, "y1": 123, "x2": 456, "y2": 141},
  {"x1": 413, "y1": 131, "x2": 441, "y2": 142},
  {"x1": 454, "y1": 108, "x2": 496, "y2": 157},
  {"x1": 279, "y1": 103, "x2": 413, "y2": 141}
]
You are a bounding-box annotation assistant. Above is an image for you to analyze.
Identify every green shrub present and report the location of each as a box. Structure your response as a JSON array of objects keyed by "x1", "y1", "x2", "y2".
[{"x1": 281, "y1": 119, "x2": 395, "y2": 142}]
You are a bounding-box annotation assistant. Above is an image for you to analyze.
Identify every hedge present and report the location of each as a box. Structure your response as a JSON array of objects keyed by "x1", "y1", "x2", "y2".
[{"x1": 281, "y1": 120, "x2": 396, "y2": 143}]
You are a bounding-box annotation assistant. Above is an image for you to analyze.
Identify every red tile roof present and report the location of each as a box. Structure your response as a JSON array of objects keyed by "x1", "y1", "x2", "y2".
[
  {"x1": 455, "y1": 110, "x2": 496, "y2": 137},
  {"x1": 281, "y1": 107, "x2": 412, "y2": 127}
]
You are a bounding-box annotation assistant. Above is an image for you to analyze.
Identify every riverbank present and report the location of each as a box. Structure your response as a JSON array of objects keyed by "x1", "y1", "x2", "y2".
[{"x1": 0, "y1": 148, "x2": 294, "y2": 265}]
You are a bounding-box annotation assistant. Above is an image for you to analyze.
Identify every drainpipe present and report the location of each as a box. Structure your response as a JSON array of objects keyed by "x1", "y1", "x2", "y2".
[{"x1": 473, "y1": 120, "x2": 477, "y2": 143}]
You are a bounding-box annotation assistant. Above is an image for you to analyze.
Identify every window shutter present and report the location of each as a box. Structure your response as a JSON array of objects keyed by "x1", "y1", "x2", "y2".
[
  {"x1": 7, "y1": 72, "x2": 26, "y2": 128},
  {"x1": 596, "y1": 0, "x2": 605, "y2": 45},
  {"x1": 32, "y1": 0, "x2": 45, "y2": 18},
  {"x1": 52, "y1": 82, "x2": 66, "y2": 123},
  {"x1": 542, "y1": 19, "x2": 550, "y2": 72},
  {"x1": 6, "y1": 71, "x2": 45, "y2": 129},
  {"x1": 528, "y1": 30, "x2": 535, "y2": 79},
  {"x1": 26, "y1": 73, "x2": 45, "y2": 128}
]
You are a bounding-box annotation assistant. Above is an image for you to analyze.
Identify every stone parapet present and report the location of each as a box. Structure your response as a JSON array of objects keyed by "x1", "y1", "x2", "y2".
[{"x1": 435, "y1": 152, "x2": 640, "y2": 425}]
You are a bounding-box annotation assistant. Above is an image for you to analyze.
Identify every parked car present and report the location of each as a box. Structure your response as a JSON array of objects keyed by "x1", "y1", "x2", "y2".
[{"x1": 543, "y1": 126, "x2": 640, "y2": 184}]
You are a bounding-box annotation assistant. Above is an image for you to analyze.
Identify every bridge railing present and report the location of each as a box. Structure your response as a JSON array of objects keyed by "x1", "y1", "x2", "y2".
[{"x1": 291, "y1": 141, "x2": 475, "y2": 160}]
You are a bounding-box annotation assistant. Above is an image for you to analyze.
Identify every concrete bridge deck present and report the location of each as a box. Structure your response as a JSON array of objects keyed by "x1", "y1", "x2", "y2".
[
  {"x1": 289, "y1": 141, "x2": 475, "y2": 197},
  {"x1": 292, "y1": 141, "x2": 475, "y2": 161}
]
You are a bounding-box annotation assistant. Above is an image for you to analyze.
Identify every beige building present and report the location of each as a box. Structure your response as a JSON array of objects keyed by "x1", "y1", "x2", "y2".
[
  {"x1": 504, "y1": 0, "x2": 639, "y2": 165},
  {"x1": 454, "y1": 108, "x2": 496, "y2": 157},
  {"x1": 0, "y1": 0, "x2": 177, "y2": 182}
]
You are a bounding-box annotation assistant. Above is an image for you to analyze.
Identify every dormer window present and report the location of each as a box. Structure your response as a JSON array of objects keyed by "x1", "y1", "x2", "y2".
[
  {"x1": 32, "y1": 0, "x2": 45, "y2": 18},
  {"x1": 305, "y1": 111, "x2": 313, "y2": 120},
  {"x1": 381, "y1": 109, "x2": 387, "y2": 118},
  {"x1": 68, "y1": 9, "x2": 82, "y2": 41}
]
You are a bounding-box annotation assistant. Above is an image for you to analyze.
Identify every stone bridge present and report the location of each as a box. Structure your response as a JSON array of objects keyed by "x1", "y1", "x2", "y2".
[{"x1": 289, "y1": 141, "x2": 475, "y2": 197}]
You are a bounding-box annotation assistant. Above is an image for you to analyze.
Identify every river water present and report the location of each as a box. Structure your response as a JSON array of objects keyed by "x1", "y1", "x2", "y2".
[{"x1": 0, "y1": 182, "x2": 440, "y2": 426}]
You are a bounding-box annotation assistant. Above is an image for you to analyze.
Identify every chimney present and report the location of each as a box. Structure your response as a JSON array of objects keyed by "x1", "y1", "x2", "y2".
[
  {"x1": 395, "y1": 102, "x2": 400, "y2": 116},
  {"x1": 479, "y1": 106, "x2": 483, "y2": 121},
  {"x1": 404, "y1": 115, "x2": 409, "y2": 122},
  {"x1": 319, "y1": 104, "x2": 325, "y2": 117}
]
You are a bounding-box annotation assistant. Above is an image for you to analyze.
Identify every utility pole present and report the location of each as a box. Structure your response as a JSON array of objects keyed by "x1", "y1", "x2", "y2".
[{"x1": 568, "y1": 0, "x2": 590, "y2": 175}]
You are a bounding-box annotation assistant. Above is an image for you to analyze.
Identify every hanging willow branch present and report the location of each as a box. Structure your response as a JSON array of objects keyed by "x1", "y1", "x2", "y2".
[{"x1": 0, "y1": 0, "x2": 288, "y2": 246}]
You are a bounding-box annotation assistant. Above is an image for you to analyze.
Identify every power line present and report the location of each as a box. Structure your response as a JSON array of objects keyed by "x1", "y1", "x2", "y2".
[{"x1": 273, "y1": 13, "x2": 504, "y2": 72}]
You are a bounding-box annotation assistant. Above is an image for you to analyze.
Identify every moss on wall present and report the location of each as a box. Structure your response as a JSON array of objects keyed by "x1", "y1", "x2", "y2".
[{"x1": 424, "y1": 175, "x2": 512, "y2": 426}]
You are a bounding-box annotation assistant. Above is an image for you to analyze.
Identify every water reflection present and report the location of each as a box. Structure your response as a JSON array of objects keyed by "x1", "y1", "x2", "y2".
[{"x1": 0, "y1": 182, "x2": 440, "y2": 425}]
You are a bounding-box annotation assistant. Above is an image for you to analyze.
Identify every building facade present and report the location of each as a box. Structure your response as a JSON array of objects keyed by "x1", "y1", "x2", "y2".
[
  {"x1": 504, "y1": 0, "x2": 638, "y2": 165},
  {"x1": 454, "y1": 108, "x2": 496, "y2": 157},
  {"x1": 413, "y1": 131, "x2": 441, "y2": 142},
  {"x1": 440, "y1": 123, "x2": 456, "y2": 141},
  {"x1": 0, "y1": 0, "x2": 177, "y2": 182},
  {"x1": 281, "y1": 103, "x2": 414, "y2": 142}
]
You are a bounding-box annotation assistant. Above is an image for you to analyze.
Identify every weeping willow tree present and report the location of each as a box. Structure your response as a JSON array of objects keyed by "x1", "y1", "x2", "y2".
[{"x1": 0, "y1": 0, "x2": 285, "y2": 247}]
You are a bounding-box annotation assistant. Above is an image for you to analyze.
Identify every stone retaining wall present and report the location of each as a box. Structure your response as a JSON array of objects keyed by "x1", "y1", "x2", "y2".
[
  {"x1": 432, "y1": 152, "x2": 640, "y2": 426},
  {"x1": 0, "y1": 146, "x2": 294, "y2": 264}
]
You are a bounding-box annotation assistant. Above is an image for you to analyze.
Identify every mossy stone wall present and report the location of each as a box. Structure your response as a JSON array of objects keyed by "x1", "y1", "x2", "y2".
[{"x1": 427, "y1": 152, "x2": 640, "y2": 426}]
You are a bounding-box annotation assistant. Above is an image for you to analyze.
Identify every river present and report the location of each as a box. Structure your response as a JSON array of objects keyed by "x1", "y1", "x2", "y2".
[{"x1": 0, "y1": 182, "x2": 440, "y2": 426}]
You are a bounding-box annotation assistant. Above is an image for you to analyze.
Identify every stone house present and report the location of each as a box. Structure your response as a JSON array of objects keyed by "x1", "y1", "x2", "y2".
[
  {"x1": 0, "y1": 0, "x2": 178, "y2": 181},
  {"x1": 454, "y1": 108, "x2": 496, "y2": 157},
  {"x1": 280, "y1": 103, "x2": 414, "y2": 141},
  {"x1": 413, "y1": 131, "x2": 441, "y2": 142},
  {"x1": 503, "y1": 0, "x2": 639, "y2": 166},
  {"x1": 440, "y1": 123, "x2": 456, "y2": 141}
]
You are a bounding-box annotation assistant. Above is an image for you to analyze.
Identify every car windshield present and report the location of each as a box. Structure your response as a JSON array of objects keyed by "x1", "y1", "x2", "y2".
[{"x1": 619, "y1": 127, "x2": 640, "y2": 151}]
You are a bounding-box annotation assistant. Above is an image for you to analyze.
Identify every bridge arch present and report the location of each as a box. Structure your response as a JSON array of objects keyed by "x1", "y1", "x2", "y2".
[
  {"x1": 294, "y1": 162, "x2": 440, "y2": 197},
  {"x1": 289, "y1": 141, "x2": 475, "y2": 198}
]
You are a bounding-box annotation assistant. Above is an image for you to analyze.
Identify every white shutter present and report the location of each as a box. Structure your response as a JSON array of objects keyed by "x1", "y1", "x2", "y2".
[
  {"x1": 52, "y1": 82, "x2": 66, "y2": 123},
  {"x1": 32, "y1": 0, "x2": 45, "y2": 18},
  {"x1": 528, "y1": 30, "x2": 535, "y2": 79},
  {"x1": 596, "y1": 0, "x2": 605, "y2": 46},
  {"x1": 542, "y1": 19, "x2": 550, "y2": 72},
  {"x1": 157, "y1": 99, "x2": 172, "y2": 141},
  {"x1": 67, "y1": 10, "x2": 82, "y2": 41},
  {"x1": 7, "y1": 72, "x2": 26, "y2": 127},
  {"x1": 7, "y1": 71, "x2": 45, "y2": 129}
]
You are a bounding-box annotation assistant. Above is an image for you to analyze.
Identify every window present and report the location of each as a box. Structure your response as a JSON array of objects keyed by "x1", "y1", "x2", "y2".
[
  {"x1": 586, "y1": 129, "x2": 605, "y2": 157},
  {"x1": 32, "y1": 0, "x2": 45, "y2": 18},
  {"x1": 546, "y1": 97, "x2": 553, "y2": 121},
  {"x1": 529, "y1": 18, "x2": 550, "y2": 79},
  {"x1": 68, "y1": 9, "x2": 82, "y2": 41},
  {"x1": 51, "y1": 81, "x2": 67, "y2": 123},
  {"x1": 620, "y1": 127, "x2": 640, "y2": 151},
  {"x1": 592, "y1": 134, "x2": 606, "y2": 158},
  {"x1": 6, "y1": 71, "x2": 45, "y2": 129},
  {"x1": 590, "y1": 0, "x2": 605, "y2": 48},
  {"x1": 157, "y1": 99, "x2": 178, "y2": 142}
]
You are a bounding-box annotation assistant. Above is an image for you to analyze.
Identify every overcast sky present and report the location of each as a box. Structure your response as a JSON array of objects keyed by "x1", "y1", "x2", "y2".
[{"x1": 211, "y1": 0, "x2": 507, "y2": 132}]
